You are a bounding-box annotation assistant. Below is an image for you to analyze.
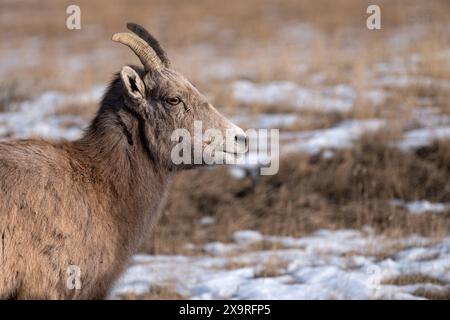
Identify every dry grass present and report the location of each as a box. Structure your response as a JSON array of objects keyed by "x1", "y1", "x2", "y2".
[
  {"x1": 277, "y1": 111, "x2": 348, "y2": 132},
  {"x1": 0, "y1": 82, "x2": 31, "y2": 112},
  {"x1": 382, "y1": 274, "x2": 447, "y2": 286},
  {"x1": 1, "y1": 0, "x2": 448, "y2": 96},
  {"x1": 219, "y1": 260, "x2": 255, "y2": 271},
  {"x1": 254, "y1": 257, "x2": 289, "y2": 278},
  {"x1": 117, "y1": 284, "x2": 186, "y2": 300},
  {"x1": 348, "y1": 240, "x2": 441, "y2": 262},
  {"x1": 413, "y1": 287, "x2": 450, "y2": 300},
  {"x1": 52, "y1": 101, "x2": 98, "y2": 119}
]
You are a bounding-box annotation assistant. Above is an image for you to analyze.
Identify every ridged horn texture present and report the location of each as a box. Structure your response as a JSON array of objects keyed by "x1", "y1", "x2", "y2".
[
  {"x1": 127, "y1": 22, "x2": 171, "y2": 68},
  {"x1": 111, "y1": 32, "x2": 162, "y2": 71}
]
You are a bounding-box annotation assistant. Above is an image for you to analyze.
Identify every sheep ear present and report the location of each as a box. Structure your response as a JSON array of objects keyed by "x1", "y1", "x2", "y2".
[{"x1": 120, "y1": 66, "x2": 146, "y2": 102}]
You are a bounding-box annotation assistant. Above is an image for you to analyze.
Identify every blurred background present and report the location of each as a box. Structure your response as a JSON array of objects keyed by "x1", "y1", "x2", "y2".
[{"x1": 1, "y1": 0, "x2": 449, "y2": 299}]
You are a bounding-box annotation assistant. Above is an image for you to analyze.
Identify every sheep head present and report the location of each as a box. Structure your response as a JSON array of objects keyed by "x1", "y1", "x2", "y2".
[{"x1": 111, "y1": 23, "x2": 247, "y2": 169}]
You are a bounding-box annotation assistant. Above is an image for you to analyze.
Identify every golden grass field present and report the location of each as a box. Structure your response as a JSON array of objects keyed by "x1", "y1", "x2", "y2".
[{"x1": 1, "y1": 0, "x2": 450, "y2": 299}]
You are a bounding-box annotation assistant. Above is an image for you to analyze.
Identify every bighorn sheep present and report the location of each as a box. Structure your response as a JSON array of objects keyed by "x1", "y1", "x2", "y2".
[{"x1": 0, "y1": 23, "x2": 247, "y2": 299}]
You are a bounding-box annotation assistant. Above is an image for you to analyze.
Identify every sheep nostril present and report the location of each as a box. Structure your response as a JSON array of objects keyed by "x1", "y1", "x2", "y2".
[{"x1": 234, "y1": 134, "x2": 248, "y2": 150}]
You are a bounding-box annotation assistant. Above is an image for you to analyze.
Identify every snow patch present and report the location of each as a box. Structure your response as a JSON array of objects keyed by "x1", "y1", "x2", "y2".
[
  {"x1": 398, "y1": 126, "x2": 450, "y2": 150},
  {"x1": 0, "y1": 85, "x2": 104, "y2": 140},
  {"x1": 110, "y1": 229, "x2": 450, "y2": 299},
  {"x1": 232, "y1": 113, "x2": 297, "y2": 129},
  {"x1": 390, "y1": 199, "x2": 450, "y2": 215},
  {"x1": 199, "y1": 216, "x2": 216, "y2": 226},
  {"x1": 232, "y1": 80, "x2": 355, "y2": 113},
  {"x1": 282, "y1": 119, "x2": 385, "y2": 155},
  {"x1": 232, "y1": 230, "x2": 264, "y2": 245}
]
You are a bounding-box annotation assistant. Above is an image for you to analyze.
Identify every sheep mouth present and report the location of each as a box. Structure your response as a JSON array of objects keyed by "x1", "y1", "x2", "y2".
[
  {"x1": 222, "y1": 149, "x2": 246, "y2": 156},
  {"x1": 216, "y1": 149, "x2": 247, "y2": 164},
  {"x1": 215, "y1": 145, "x2": 248, "y2": 157},
  {"x1": 197, "y1": 144, "x2": 246, "y2": 165},
  {"x1": 204, "y1": 140, "x2": 248, "y2": 155}
]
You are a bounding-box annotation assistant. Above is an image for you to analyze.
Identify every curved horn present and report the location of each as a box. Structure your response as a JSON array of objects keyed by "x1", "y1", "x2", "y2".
[
  {"x1": 127, "y1": 22, "x2": 171, "y2": 68},
  {"x1": 111, "y1": 32, "x2": 162, "y2": 71}
]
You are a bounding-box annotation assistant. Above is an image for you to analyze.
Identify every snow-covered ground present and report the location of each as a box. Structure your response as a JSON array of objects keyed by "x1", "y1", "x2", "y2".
[
  {"x1": 399, "y1": 126, "x2": 450, "y2": 150},
  {"x1": 110, "y1": 229, "x2": 450, "y2": 299},
  {"x1": 0, "y1": 85, "x2": 104, "y2": 140},
  {"x1": 281, "y1": 119, "x2": 385, "y2": 155},
  {"x1": 390, "y1": 200, "x2": 450, "y2": 215},
  {"x1": 232, "y1": 81, "x2": 357, "y2": 113}
]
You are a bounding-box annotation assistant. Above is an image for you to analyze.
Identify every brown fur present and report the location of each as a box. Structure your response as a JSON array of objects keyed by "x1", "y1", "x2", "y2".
[{"x1": 0, "y1": 47, "x2": 245, "y2": 298}]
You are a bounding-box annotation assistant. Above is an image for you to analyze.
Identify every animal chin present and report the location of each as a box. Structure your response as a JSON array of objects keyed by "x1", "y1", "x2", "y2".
[{"x1": 217, "y1": 149, "x2": 245, "y2": 164}]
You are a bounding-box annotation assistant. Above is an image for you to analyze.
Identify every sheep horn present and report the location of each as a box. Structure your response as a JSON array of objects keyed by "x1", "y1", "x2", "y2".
[
  {"x1": 126, "y1": 22, "x2": 171, "y2": 68},
  {"x1": 111, "y1": 32, "x2": 162, "y2": 71}
]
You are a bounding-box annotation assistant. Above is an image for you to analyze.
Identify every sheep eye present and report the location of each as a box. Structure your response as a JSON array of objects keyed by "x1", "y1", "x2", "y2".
[{"x1": 165, "y1": 97, "x2": 181, "y2": 106}]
